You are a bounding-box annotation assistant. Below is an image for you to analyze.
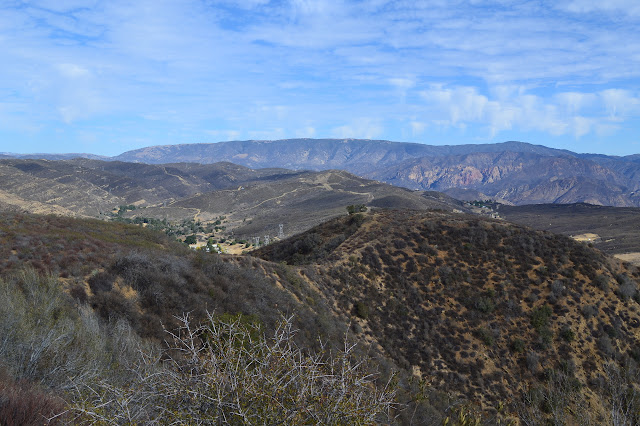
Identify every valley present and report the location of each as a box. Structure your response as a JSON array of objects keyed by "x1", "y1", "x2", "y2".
[{"x1": 497, "y1": 203, "x2": 640, "y2": 265}]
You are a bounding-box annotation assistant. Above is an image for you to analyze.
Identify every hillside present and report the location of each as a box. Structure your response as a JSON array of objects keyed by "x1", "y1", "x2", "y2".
[
  {"x1": 0, "y1": 158, "x2": 314, "y2": 217},
  {"x1": 0, "y1": 158, "x2": 466, "y2": 246},
  {"x1": 255, "y1": 209, "x2": 640, "y2": 422},
  {"x1": 369, "y1": 151, "x2": 640, "y2": 206},
  {"x1": 1, "y1": 210, "x2": 640, "y2": 423},
  {"x1": 496, "y1": 203, "x2": 640, "y2": 267},
  {"x1": 130, "y1": 169, "x2": 465, "y2": 240},
  {"x1": 0, "y1": 212, "x2": 397, "y2": 423}
]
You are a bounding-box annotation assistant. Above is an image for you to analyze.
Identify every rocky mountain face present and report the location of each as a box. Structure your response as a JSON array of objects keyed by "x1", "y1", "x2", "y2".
[
  {"x1": 113, "y1": 139, "x2": 571, "y2": 171},
  {"x1": 372, "y1": 151, "x2": 640, "y2": 206},
  {"x1": 111, "y1": 139, "x2": 640, "y2": 207}
]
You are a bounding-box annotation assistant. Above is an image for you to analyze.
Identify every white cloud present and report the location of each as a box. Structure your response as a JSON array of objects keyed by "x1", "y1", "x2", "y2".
[
  {"x1": 219, "y1": 0, "x2": 271, "y2": 10},
  {"x1": 248, "y1": 128, "x2": 286, "y2": 140},
  {"x1": 419, "y1": 84, "x2": 640, "y2": 139},
  {"x1": 410, "y1": 121, "x2": 426, "y2": 136},
  {"x1": 389, "y1": 78, "x2": 415, "y2": 91},
  {"x1": 332, "y1": 118, "x2": 383, "y2": 139},
  {"x1": 555, "y1": 92, "x2": 597, "y2": 115},
  {"x1": 559, "y1": 0, "x2": 640, "y2": 17},
  {"x1": 24, "y1": 0, "x2": 99, "y2": 13},
  {"x1": 600, "y1": 89, "x2": 640, "y2": 119},
  {"x1": 572, "y1": 116, "x2": 594, "y2": 138},
  {"x1": 56, "y1": 63, "x2": 90, "y2": 78},
  {"x1": 295, "y1": 126, "x2": 316, "y2": 138},
  {"x1": 205, "y1": 129, "x2": 241, "y2": 140}
]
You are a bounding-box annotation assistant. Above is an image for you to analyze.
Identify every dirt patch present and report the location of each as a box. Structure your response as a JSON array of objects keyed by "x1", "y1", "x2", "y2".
[
  {"x1": 571, "y1": 233, "x2": 601, "y2": 243},
  {"x1": 614, "y1": 252, "x2": 640, "y2": 266}
]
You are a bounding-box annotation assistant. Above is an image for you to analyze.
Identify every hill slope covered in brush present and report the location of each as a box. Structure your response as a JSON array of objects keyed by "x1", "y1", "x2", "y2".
[
  {"x1": 1, "y1": 210, "x2": 640, "y2": 423},
  {"x1": 256, "y1": 209, "x2": 640, "y2": 422}
]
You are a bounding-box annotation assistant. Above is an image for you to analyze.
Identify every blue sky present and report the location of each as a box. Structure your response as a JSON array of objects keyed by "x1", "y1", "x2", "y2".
[{"x1": 1, "y1": 0, "x2": 639, "y2": 156}]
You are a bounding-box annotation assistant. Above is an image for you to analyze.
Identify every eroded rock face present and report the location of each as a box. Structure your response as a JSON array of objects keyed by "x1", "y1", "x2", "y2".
[{"x1": 371, "y1": 151, "x2": 640, "y2": 206}]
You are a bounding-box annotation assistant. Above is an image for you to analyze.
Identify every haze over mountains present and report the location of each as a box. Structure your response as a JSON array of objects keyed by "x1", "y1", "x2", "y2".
[{"x1": 6, "y1": 139, "x2": 639, "y2": 207}]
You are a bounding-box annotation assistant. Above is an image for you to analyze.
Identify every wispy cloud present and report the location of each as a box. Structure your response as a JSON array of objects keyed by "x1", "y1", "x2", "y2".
[
  {"x1": 558, "y1": 0, "x2": 640, "y2": 17},
  {"x1": 419, "y1": 84, "x2": 640, "y2": 139},
  {"x1": 0, "y1": 0, "x2": 639, "y2": 155},
  {"x1": 332, "y1": 118, "x2": 384, "y2": 140}
]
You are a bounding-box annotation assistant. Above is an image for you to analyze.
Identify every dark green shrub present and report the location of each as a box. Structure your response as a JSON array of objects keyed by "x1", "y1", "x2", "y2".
[
  {"x1": 476, "y1": 327, "x2": 494, "y2": 346},
  {"x1": 581, "y1": 304, "x2": 597, "y2": 319},
  {"x1": 88, "y1": 271, "x2": 114, "y2": 294},
  {"x1": 594, "y1": 274, "x2": 610, "y2": 292},
  {"x1": 560, "y1": 326, "x2": 575, "y2": 343},
  {"x1": 538, "y1": 327, "x2": 554, "y2": 349},
  {"x1": 531, "y1": 305, "x2": 553, "y2": 331},
  {"x1": 511, "y1": 338, "x2": 525, "y2": 353},
  {"x1": 355, "y1": 301, "x2": 370, "y2": 319},
  {"x1": 475, "y1": 296, "x2": 496, "y2": 314},
  {"x1": 526, "y1": 351, "x2": 540, "y2": 374},
  {"x1": 346, "y1": 204, "x2": 367, "y2": 215}
]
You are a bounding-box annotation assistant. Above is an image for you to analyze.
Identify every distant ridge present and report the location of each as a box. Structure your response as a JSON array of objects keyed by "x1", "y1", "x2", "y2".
[
  {"x1": 113, "y1": 139, "x2": 640, "y2": 207},
  {"x1": 113, "y1": 139, "x2": 577, "y2": 170},
  {"x1": 1, "y1": 152, "x2": 108, "y2": 161},
  {"x1": 4, "y1": 139, "x2": 640, "y2": 206}
]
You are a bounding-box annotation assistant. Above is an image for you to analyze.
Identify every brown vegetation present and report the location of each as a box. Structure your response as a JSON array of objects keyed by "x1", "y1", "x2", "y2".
[{"x1": 1, "y1": 210, "x2": 640, "y2": 423}]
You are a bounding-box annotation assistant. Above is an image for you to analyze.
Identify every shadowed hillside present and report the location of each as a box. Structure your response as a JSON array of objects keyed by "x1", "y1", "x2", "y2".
[
  {"x1": 256, "y1": 209, "x2": 640, "y2": 422},
  {"x1": 370, "y1": 151, "x2": 640, "y2": 206},
  {"x1": 139, "y1": 169, "x2": 465, "y2": 239},
  {"x1": 0, "y1": 159, "x2": 301, "y2": 216},
  {"x1": 497, "y1": 203, "x2": 640, "y2": 256},
  {"x1": 1, "y1": 210, "x2": 640, "y2": 423},
  {"x1": 0, "y1": 159, "x2": 465, "y2": 243}
]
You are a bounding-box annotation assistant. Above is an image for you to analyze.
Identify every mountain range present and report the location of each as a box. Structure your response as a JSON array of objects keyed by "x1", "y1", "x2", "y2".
[{"x1": 6, "y1": 139, "x2": 639, "y2": 207}]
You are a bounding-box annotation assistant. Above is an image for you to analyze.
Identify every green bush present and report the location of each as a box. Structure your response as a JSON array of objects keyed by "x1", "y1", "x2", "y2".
[
  {"x1": 560, "y1": 326, "x2": 575, "y2": 343},
  {"x1": 346, "y1": 204, "x2": 367, "y2": 215},
  {"x1": 355, "y1": 301, "x2": 370, "y2": 319},
  {"x1": 511, "y1": 338, "x2": 525, "y2": 353},
  {"x1": 531, "y1": 305, "x2": 553, "y2": 331},
  {"x1": 476, "y1": 327, "x2": 495, "y2": 347}
]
